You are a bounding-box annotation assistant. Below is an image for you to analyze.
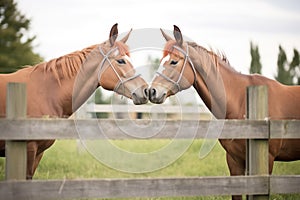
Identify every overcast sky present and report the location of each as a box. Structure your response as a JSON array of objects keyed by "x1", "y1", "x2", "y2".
[{"x1": 17, "y1": 0, "x2": 300, "y2": 79}]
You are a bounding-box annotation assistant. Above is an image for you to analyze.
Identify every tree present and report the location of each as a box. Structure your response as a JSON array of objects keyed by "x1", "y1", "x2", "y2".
[
  {"x1": 94, "y1": 89, "x2": 110, "y2": 105},
  {"x1": 94, "y1": 88, "x2": 111, "y2": 118},
  {"x1": 0, "y1": 0, "x2": 43, "y2": 73},
  {"x1": 290, "y1": 49, "x2": 300, "y2": 85},
  {"x1": 275, "y1": 46, "x2": 300, "y2": 85},
  {"x1": 147, "y1": 55, "x2": 160, "y2": 78},
  {"x1": 249, "y1": 41, "x2": 262, "y2": 74}
]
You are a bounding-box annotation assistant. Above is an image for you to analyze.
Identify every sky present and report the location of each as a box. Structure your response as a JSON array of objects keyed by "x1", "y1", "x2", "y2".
[{"x1": 17, "y1": 0, "x2": 300, "y2": 80}]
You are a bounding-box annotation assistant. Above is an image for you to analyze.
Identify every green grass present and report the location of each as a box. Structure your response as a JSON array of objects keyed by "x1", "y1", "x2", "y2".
[
  {"x1": 36, "y1": 139, "x2": 230, "y2": 179},
  {"x1": 0, "y1": 140, "x2": 299, "y2": 200}
]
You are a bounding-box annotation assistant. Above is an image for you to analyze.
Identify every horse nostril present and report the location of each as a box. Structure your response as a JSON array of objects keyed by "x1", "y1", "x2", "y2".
[
  {"x1": 150, "y1": 88, "x2": 156, "y2": 97},
  {"x1": 144, "y1": 88, "x2": 149, "y2": 98}
]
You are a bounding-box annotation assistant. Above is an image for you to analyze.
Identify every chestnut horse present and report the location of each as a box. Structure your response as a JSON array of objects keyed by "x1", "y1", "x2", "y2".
[
  {"x1": 0, "y1": 24, "x2": 148, "y2": 179},
  {"x1": 149, "y1": 25, "x2": 300, "y2": 200}
]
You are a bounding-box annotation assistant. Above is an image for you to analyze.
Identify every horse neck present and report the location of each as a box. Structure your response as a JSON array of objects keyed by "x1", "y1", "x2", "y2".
[
  {"x1": 37, "y1": 45, "x2": 101, "y2": 117},
  {"x1": 65, "y1": 47, "x2": 103, "y2": 115},
  {"x1": 191, "y1": 48, "x2": 248, "y2": 119}
]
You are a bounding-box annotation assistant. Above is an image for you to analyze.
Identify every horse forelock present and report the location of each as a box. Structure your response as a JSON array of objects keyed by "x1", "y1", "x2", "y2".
[
  {"x1": 162, "y1": 40, "x2": 184, "y2": 60},
  {"x1": 114, "y1": 41, "x2": 130, "y2": 57}
]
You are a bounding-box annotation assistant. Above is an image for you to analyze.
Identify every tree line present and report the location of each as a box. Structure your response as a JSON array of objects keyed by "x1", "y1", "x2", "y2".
[
  {"x1": 0, "y1": 0, "x2": 42, "y2": 73},
  {"x1": 250, "y1": 42, "x2": 300, "y2": 85}
]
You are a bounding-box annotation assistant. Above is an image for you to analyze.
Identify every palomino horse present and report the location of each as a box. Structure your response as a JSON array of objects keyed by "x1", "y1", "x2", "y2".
[
  {"x1": 148, "y1": 25, "x2": 300, "y2": 200},
  {"x1": 0, "y1": 23, "x2": 148, "y2": 179}
]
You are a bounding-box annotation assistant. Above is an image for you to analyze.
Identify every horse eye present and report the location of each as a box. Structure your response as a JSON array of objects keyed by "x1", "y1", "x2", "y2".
[
  {"x1": 170, "y1": 60, "x2": 178, "y2": 65},
  {"x1": 117, "y1": 59, "x2": 126, "y2": 64}
]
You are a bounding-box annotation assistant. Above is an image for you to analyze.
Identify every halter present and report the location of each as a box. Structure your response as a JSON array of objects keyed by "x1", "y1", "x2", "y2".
[
  {"x1": 98, "y1": 46, "x2": 141, "y2": 93},
  {"x1": 156, "y1": 44, "x2": 197, "y2": 93}
]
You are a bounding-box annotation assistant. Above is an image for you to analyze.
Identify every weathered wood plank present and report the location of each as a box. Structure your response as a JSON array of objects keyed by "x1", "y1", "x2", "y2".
[
  {"x1": 0, "y1": 119, "x2": 270, "y2": 140},
  {"x1": 1, "y1": 118, "x2": 299, "y2": 140},
  {"x1": 0, "y1": 176, "x2": 269, "y2": 200},
  {"x1": 5, "y1": 82, "x2": 27, "y2": 180},
  {"x1": 270, "y1": 175, "x2": 300, "y2": 194},
  {"x1": 246, "y1": 85, "x2": 269, "y2": 200},
  {"x1": 270, "y1": 120, "x2": 300, "y2": 139},
  {"x1": 87, "y1": 104, "x2": 210, "y2": 114}
]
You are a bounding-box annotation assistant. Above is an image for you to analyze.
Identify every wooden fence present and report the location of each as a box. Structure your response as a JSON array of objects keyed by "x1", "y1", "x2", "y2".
[
  {"x1": 82, "y1": 103, "x2": 211, "y2": 120},
  {"x1": 0, "y1": 83, "x2": 299, "y2": 200}
]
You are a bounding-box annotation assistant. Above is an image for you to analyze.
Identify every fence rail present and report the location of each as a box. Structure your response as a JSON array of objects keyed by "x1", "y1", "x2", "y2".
[
  {"x1": 0, "y1": 175, "x2": 299, "y2": 200},
  {"x1": 0, "y1": 176, "x2": 272, "y2": 200},
  {"x1": 0, "y1": 118, "x2": 299, "y2": 140},
  {"x1": 0, "y1": 83, "x2": 299, "y2": 200},
  {"x1": 86, "y1": 104, "x2": 210, "y2": 114}
]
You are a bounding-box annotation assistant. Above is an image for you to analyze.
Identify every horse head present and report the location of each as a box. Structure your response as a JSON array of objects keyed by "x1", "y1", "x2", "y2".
[
  {"x1": 148, "y1": 25, "x2": 196, "y2": 104},
  {"x1": 76, "y1": 24, "x2": 148, "y2": 105},
  {"x1": 90, "y1": 23, "x2": 149, "y2": 105}
]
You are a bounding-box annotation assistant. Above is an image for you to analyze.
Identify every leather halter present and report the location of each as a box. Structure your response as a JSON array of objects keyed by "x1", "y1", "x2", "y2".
[
  {"x1": 156, "y1": 44, "x2": 196, "y2": 93},
  {"x1": 98, "y1": 46, "x2": 141, "y2": 93}
]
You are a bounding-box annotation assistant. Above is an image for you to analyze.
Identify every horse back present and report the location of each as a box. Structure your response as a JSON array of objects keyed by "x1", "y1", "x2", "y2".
[
  {"x1": 268, "y1": 83, "x2": 300, "y2": 119},
  {"x1": 249, "y1": 74, "x2": 300, "y2": 119},
  {"x1": 0, "y1": 69, "x2": 33, "y2": 118}
]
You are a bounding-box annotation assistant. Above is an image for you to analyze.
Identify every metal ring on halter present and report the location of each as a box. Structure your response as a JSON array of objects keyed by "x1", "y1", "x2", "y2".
[
  {"x1": 97, "y1": 45, "x2": 141, "y2": 93},
  {"x1": 156, "y1": 44, "x2": 197, "y2": 93}
]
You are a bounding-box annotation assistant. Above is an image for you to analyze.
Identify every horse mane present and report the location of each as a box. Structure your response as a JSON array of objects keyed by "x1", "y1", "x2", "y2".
[
  {"x1": 186, "y1": 41, "x2": 230, "y2": 65},
  {"x1": 32, "y1": 41, "x2": 130, "y2": 86},
  {"x1": 32, "y1": 44, "x2": 97, "y2": 85}
]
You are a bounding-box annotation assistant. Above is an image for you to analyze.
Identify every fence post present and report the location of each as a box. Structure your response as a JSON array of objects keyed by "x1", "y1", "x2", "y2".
[
  {"x1": 246, "y1": 85, "x2": 269, "y2": 200},
  {"x1": 5, "y1": 82, "x2": 27, "y2": 180}
]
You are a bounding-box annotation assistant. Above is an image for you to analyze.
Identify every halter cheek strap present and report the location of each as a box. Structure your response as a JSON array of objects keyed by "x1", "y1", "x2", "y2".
[
  {"x1": 156, "y1": 44, "x2": 197, "y2": 93},
  {"x1": 98, "y1": 46, "x2": 141, "y2": 93}
]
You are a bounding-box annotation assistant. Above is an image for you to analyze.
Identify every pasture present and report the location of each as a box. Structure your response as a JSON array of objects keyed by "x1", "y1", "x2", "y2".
[{"x1": 1, "y1": 139, "x2": 299, "y2": 200}]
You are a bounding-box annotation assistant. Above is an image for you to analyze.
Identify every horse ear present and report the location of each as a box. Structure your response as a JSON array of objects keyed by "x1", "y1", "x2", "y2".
[
  {"x1": 173, "y1": 25, "x2": 183, "y2": 46},
  {"x1": 120, "y1": 28, "x2": 132, "y2": 44},
  {"x1": 109, "y1": 23, "x2": 118, "y2": 46},
  {"x1": 160, "y1": 28, "x2": 173, "y2": 41}
]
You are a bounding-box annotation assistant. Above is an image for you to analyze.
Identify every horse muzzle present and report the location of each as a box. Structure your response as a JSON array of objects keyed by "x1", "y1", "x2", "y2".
[
  {"x1": 131, "y1": 86, "x2": 149, "y2": 105},
  {"x1": 148, "y1": 86, "x2": 167, "y2": 104}
]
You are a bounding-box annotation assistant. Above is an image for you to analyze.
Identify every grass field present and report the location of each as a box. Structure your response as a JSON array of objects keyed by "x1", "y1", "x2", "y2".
[{"x1": 0, "y1": 139, "x2": 299, "y2": 200}]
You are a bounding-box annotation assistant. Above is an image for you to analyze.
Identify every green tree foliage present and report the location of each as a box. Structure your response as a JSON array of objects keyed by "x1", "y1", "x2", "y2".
[
  {"x1": 147, "y1": 55, "x2": 160, "y2": 77},
  {"x1": 275, "y1": 46, "x2": 300, "y2": 85},
  {"x1": 0, "y1": 0, "x2": 43, "y2": 73},
  {"x1": 249, "y1": 41, "x2": 262, "y2": 74},
  {"x1": 290, "y1": 49, "x2": 300, "y2": 85},
  {"x1": 94, "y1": 89, "x2": 111, "y2": 118},
  {"x1": 94, "y1": 89, "x2": 110, "y2": 105},
  {"x1": 275, "y1": 45, "x2": 291, "y2": 84}
]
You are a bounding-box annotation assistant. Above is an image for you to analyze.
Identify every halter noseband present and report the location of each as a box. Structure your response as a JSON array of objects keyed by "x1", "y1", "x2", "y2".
[
  {"x1": 98, "y1": 46, "x2": 141, "y2": 93},
  {"x1": 156, "y1": 44, "x2": 197, "y2": 93}
]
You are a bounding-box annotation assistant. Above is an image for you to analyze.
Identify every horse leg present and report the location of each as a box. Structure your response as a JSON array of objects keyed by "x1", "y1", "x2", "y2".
[
  {"x1": 31, "y1": 152, "x2": 44, "y2": 178},
  {"x1": 26, "y1": 141, "x2": 38, "y2": 179},
  {"x1": 269, "y1": 154, "x2": 275, "y2": 174},
  {"x1": 30, "y1": 140, "x2": 56, "y2": 178},
  {"x1": 226, "y1": 152, "x2": 245, "y2": 200}
]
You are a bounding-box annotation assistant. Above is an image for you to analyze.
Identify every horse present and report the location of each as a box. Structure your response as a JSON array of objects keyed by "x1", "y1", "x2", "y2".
[
  {"x1": 0, "y1": 23, "x2": 149, "y2": 179},
  {"x1": 148, "y1": 25, "x2": 300, "y2": 200}
]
